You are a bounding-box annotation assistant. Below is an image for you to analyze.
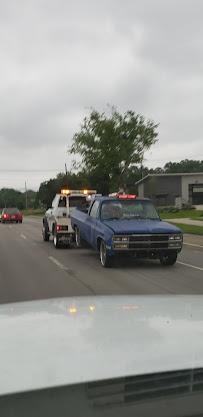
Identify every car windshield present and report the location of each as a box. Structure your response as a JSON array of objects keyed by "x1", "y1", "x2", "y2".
[
  {"x1": 4, "y1": 208, "x2": 19, "y2": 214},
  {"x1": 100, "y1": 200, "x2": 160, "y2": 220}
]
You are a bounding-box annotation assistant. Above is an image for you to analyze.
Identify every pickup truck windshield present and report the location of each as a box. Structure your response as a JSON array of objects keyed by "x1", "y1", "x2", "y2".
[{"x1": 101, "y1": 200, "x2": 160, "y2": 220}]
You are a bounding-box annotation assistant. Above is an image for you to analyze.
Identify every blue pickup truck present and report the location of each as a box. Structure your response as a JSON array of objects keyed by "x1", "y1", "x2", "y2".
[{"x1": 71, "y1": 195, "x2": 183, "y2": 267}]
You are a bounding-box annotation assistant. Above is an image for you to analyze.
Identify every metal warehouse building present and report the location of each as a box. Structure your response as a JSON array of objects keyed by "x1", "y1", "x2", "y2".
[{"x1": 136, "y1": 173, "x2": 203, "y2": 207}]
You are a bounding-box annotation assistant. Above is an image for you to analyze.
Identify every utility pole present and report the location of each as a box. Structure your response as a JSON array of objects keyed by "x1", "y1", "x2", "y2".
[
  {"x1": 25, "y1": 181, "x2": 28, "y2": 209},
  {"x1": 140, "y1": 155, "x2": 144, "y2": 180}
]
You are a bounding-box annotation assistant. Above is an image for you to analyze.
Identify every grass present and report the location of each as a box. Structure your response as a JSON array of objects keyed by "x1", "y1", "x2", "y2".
[
  {"x1": 159, "y1": 209, "x2": 203, "y2": 220},
  {"x1": 22, "y1": 208, "x2": 45, "y2": 216},
  {"x1": 168, "y1": 222, "x2": 203, "y2": 235}
]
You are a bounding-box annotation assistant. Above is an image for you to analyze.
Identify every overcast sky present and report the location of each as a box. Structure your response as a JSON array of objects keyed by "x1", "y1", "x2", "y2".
[{"x1": 0, "y1": 0, "x2": 203, "y2": 190}]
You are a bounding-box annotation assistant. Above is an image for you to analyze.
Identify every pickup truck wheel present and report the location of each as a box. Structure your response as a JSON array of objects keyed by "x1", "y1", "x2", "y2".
[
  {"x1": 100, "y1": 240, "x2": 112, "y2": 268},
  {"x1": 75, "y1": 227, "x2": 82, "y2": 248},
  {"x1": 42, "y1": 223, "x2": 49, "y2": 241},
  {"x1": 160, "y1": 252, "x2": 177, "y2": 266}
]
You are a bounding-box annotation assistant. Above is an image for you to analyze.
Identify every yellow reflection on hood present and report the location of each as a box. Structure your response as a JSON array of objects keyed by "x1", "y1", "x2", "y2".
[{"x1": 69, "y1": 306, "x2": 77, "y2": 314}]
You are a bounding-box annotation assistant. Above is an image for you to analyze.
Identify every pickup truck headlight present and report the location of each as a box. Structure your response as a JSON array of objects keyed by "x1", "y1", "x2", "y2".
[
  {"x1": 113, "y1": 236, "x2": 129, "y2": 242},
  {"x1": 169, "y1": 234, "x2": 182, "y2": 240},
  {"x1": 168, "y1": 234, "x2": 182, "y2": 248},
  {"x1": 113, "y1": 236, "x2": 129, "y2": 249},
  {"x1": 114, "y1": 243, "x2": 129, "y2": 249}
]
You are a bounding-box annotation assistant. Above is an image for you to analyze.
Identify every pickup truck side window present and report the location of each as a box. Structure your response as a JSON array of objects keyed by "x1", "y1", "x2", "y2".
[{"x1": 89, "y1": 200, "x2": 100, "y2": 218}]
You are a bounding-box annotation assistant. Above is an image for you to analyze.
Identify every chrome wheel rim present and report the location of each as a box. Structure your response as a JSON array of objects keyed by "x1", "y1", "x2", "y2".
[
  {"x1": 76, "y1": 228, "x2": 80, "y2": 247},
  {"x1": 100, "y1": 242, "x2": 106, "y2": 266}
]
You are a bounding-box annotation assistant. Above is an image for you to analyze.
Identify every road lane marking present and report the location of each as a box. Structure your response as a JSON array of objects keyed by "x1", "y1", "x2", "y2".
[
  {"x1": 177, "y1": 261, "x2": 203, "y2": 272},
  {"x1": 184, "y1": 242, "x2": 203, "y2": 249},
  {"x1": 20, "y1": 233, "x2": 27, "y2": 240},
  {"x1": 48, "y1": 256, "x2": 67, "y2": 271},
  {"x1": 48, "y1": 256, "x2": 96, "y2": 294}
]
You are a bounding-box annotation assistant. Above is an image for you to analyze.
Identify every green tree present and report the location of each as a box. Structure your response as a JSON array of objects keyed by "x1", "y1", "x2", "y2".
[
  {"x1": 38, "y1": 171, "x2": 92, "y2": 208},
  {"x1": 0, "y1": 188, "x2": 37, "y2": 209},
  {"x1": 69, "y1": 107, "x2": 158, "y2": 193},
  {"x1": 164, "y1": 159, "x2": 203, "y2": 173}
]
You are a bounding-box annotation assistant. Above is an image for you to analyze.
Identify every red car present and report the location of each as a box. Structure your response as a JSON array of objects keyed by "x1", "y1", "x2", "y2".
[{"x1": 1, "y1": 208, "x2": 23, "y2": 223}]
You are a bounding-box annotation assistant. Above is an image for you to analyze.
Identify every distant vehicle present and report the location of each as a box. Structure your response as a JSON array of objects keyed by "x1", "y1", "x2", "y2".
[
  {"x1": 42, "y1": 189, "x2": 96, "y2": 248},
  {"x1": 0, "y1": 295, "x2": 203, "y2": 417},
  {"x1": 1, "y1": 208, "x2": 23, "y2": 223},
  {"x1": 71, "y1": 193, "x2": 183, "y2": 267}
]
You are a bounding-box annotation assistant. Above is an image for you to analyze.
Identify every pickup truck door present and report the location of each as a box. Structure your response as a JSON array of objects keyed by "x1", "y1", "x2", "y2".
[{"x1": 84, "y1": 200, "x2": 100, "y2": 247}]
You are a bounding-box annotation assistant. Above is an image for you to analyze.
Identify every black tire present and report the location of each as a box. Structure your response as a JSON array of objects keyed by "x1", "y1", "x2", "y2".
[
  {"x1": 20, "y1": 220, "x2": 22, "y2": 224},
  {"x1": 16, "y1": 221, "x2": 18, "y2": 224},
  {"x1": 99, "y1": 240, "x2": 113, "y2": 268},
  {"x1": 42, "y1": 221, "x2": 49, "y2": 242},
  {"x1": 160, "y1": 252, "x2": 177, "y2": 266},
  {"x1": 75, "y1": 226, "x2": 82, "y2": 248}
]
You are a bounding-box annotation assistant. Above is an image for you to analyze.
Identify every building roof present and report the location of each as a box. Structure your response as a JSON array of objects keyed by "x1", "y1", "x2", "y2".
[{"x1": 135, "y1": 172, "x2": 203, "y2": 186}]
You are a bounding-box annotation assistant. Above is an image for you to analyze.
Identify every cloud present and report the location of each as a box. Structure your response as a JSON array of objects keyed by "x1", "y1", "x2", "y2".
[{"x1": 0, "y1": 0, "x2": 203, "y2": 188}]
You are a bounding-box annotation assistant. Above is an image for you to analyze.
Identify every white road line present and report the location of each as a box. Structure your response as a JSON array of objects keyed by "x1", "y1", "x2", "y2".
[
  {"x1": 177, "y1": 261, "x2": 203, "y2": 272},
  {"x1": 20, "y1": 233, "x2": 27, "y2": 240},
  {"x1": 184, "y1": 242, "x2": 203, "y2": 249},
  {"x1": 48, "y1": 256, "x2": 67, "y2": 271}
]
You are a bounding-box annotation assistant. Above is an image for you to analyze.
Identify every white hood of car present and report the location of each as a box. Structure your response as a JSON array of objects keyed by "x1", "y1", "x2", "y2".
[{"x1": 1, "y1": 295, "x2": 203, "y2": 396}]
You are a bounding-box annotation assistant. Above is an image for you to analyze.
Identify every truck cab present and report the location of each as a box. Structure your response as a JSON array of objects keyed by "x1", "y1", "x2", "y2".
[{"x1": 42, "y1": 189, "x2": 96, "y2": 248}]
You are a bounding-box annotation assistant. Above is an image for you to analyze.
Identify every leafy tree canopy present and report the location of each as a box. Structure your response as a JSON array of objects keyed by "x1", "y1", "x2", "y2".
[
  {"x1": 0, "y1": 188, "x2": 37, "y2": 210},
  {"x1": 70, "y1": 107, "x2": 159, "y2": 193}
]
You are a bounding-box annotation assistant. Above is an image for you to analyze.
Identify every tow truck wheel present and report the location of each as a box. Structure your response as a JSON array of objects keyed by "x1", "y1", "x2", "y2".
[
  {"x1": 100, "y1": 240, "x2": 112, "y2": 268},
  {"x1": 160, "y1": 252, "x2": 177, "y2": 266},
  {"x1": 53, "y1": 231, "x2": 60, "y2": 248},
  {"x1": 42, "y1": 222, "x2": 49, "y2": 242},
  {"x1": 75, "y1": 227, "x2": 81, "y2": 248}
]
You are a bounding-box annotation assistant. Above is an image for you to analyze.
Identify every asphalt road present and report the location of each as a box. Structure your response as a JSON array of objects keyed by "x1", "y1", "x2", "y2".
[{"x1": 0, "y1": 216, "x2": 203, "y2": 304}]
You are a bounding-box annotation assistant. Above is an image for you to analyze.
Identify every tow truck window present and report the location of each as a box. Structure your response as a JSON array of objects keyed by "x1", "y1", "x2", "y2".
[
  {"x1": 101, "y1": 200, "x2": 160, "y2": 220},
  {"x1": 69, "y1": 196, "x2": 87, "y2": 208},
  {"x1": 58, "y1": 197, "x2": 66, "y2": 207}
]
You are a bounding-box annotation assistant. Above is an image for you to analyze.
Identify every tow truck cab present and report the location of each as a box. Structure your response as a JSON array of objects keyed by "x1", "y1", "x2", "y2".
[{"x1": 42, "y1": 189, "x2": 96, "y2": 248}]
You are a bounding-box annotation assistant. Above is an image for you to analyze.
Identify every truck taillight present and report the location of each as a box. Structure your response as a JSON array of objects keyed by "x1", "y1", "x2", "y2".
[
  {"x1": 118, "y1": 194, "x2": 137, "y2": 199},
  {"x1": 56, "y1": 225, "x2": 68, "y2": 231}
]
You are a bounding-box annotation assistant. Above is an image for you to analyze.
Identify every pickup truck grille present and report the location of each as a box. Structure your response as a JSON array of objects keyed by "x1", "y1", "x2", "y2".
[
  {"x1": 113, "y1": 234, "x2": 182, "y2": 251},
  {"x1": 129, "y1": 234, "x2": 169, "y2": 249}
]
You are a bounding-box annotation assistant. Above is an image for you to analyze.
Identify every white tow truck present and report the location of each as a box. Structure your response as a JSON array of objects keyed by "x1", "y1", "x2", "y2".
[{"x1": 42, "y1": 189, "x2": 96, "y2": 248}]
